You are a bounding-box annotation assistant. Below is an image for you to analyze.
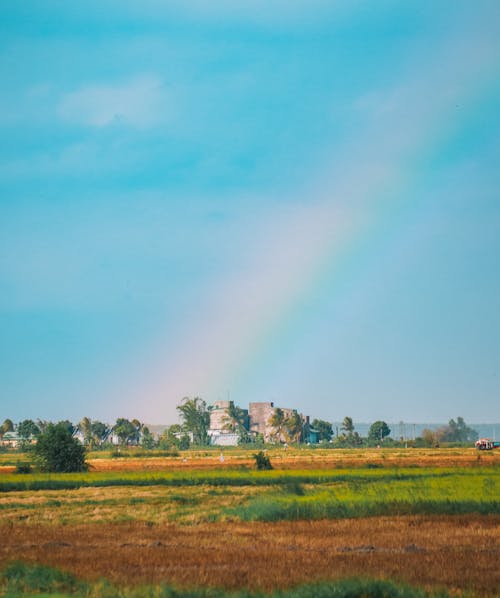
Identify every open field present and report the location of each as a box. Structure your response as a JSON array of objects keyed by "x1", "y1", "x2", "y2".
[
  {"x1": 0, "y1": 448, "x2": 499, "y2": 596},
  {"x1": 1, "y1": 516, "x2": 499, "y2": 595},
  {"x1": 1, "y1": 447, "x2": 498, "y2": 473}
]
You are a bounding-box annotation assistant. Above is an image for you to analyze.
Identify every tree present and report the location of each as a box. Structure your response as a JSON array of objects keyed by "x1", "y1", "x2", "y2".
[
  {"x1": 0, "y1": 418, "x2": 14, "y2": 440},
  {"x1": 90, "y1": 421, "x2": 109, "y2": 447},
  {"x1": 113, "y1": 418, "x2": 139, "y2": 446},
  {"x1": 368, "y1": 421, "x2": 391, "y2": 444},
  {"x1": 440, "y1": 417, "x2": 478, "y2": 443},
  {"x1": 177, "y1": 397, "x2": 210, "y2": 445},
  {"x1": 158, "y1": 424, "x2": 182, "y2": 449},
  {"x1": 78, "y1": 417, "x2": 93, "y2": 446},
  {"x1": 268, "y1": 408, "x2": 286, "y2": 443},
  {"x1": 34, "y1": 423, "x2": 87, "y2": 473},
  {"x1": 341, "y1": 417, "x2": 355, "y2": 435},
  {"x1": 312, "y1": 419, "x2": 333, "y2": 442},
  {"x1": 140, "y1": 426, "x2": 156, "y2": 449},
  {"x1": 17, "y1": 420, "x2": 40, "y2": 444},
  {"x1": 223, "y1": 402, "x2": 250, "y2": 442},
  {"x1": 57, "y1": 420, "x2": 76, "y2": 435},
  {"x1": 420, "y1": 428, "x2": 439, "y2": 447},
  {"x1": 283, "y1": 411, "x2": 303, "y2": 444}
]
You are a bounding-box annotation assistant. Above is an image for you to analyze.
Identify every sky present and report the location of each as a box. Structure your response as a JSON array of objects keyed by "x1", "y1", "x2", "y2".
[{"x1": 1, "y1": 1, "x2": 499, "y2": 425}]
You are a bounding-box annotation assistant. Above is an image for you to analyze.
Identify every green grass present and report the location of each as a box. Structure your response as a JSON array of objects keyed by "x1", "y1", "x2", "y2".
[
  {"x1": 232, "y1": 470, "x2": 500, "y2": 521},
  {"x1": 1, "y1": 466, "x2": 498, "y2": 522},
  {"x1": 0, "y1": 562, "x2": 451, "y2": 597},
  {"x1": 1, "y1": 466, "x2": 497, "y2": 493}
]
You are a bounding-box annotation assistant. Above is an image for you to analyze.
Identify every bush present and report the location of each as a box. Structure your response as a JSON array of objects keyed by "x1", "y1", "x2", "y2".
[
  {"x1": 253, "y1": 450, "x2": 273, "y2": 470},
  {"x1": 34, "y1": 423, "x2": 88, "y2": 473},
  {"x1": 2, "y1": 561, "x2": 86, "y2": 595},
  {"x1": 14, "y1": 462, "x2": 32, "y2": 474}
]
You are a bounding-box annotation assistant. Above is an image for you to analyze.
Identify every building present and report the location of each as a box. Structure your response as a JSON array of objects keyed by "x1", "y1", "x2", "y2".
[
  {"x1": 209, "y1": 400, "x2": 232, "y2": 431},
  {"x1": 208, "y1": 400, "x2": 242, "y2": 446}
]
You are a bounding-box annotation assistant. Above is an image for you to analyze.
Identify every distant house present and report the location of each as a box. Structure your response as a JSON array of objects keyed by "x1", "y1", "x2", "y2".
[
  {"x1": 208, "y1": 431, "x2": 240, "y2": 446},
  {"x1": 208, "y1": 400, "x2": 240, "y2": 446},
  {"x1": 0, "y1": 431, "x2": 20, "y2": 448},
  {"x1": 307, "y1": 427, "x2": 320, "y2": 444}
]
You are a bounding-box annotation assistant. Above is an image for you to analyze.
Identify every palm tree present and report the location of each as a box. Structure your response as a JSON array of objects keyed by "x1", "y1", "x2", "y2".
[
  {"x1": 341, "y1": 416, "x2": 354, "y2": 435},
  {"x1": 223, "y1": 403, "x2": 249, "y2": 442},
  {"x1": 0, "y1": 418, "x2": 14, "y2": 441},
  {"x1": 78, "y1": 417, "x2": 93, "y2": 446},
  {"x1": 177, "y1": 397, "x2": 210, "y2": 445},
  {"x1": 284, "y1": 411, "x2": 303, "y2": 444},
  {"x1": 268, "y1": 408, "x2": 286, "y2": 443},
  {"x1": 90, "y1": 421, "x2": 109, "y2": 447}
]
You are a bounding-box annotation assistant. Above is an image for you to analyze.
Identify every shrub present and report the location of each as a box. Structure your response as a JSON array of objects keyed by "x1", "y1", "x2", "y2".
[
  {"x1": 14, "y1": 462, "x2": 32, "y2": 474},
  {"x1": 2, "y1": 561, "x2": 86, "y2": 595},
  {"x1": 34, "y1": 423, "x2": 88, "y2": 473},
  {"x1": 253, "y1": 451, "x2": 273, "y2": 470}
]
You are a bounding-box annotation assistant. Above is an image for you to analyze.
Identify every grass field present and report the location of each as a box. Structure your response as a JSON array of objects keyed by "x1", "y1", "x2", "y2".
[{"x1": 0, "y1": 448, "x2": 498, "y2": 596}]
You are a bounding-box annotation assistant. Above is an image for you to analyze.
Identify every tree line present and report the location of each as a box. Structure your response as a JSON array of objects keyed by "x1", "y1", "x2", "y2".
[{"x1": 1, "y1": 399, "x2": 479, "y2": 453}]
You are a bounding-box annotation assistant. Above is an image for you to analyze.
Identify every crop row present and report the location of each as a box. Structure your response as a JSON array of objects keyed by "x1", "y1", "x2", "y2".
[{"x1": 1, "y1": 465, "x2": 497, "y2": 492}]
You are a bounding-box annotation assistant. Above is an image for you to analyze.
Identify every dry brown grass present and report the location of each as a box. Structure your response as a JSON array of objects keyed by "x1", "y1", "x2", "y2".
[
  {"x1": 88, "y1": 447, "x2": 498, "y2": 472},
  {"x1": 0, "y1": 484, "x2": 265, "y2": 526},
  {"x1": 0, "y1": 447, "x2": 497, "y2": 474},
  {"x1": 1, "y1": 516, "x2": 499, "y2": 595}
]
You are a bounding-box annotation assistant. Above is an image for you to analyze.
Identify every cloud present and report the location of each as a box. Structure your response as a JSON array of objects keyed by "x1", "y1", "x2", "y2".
[{"x1": 58, "y1": 75, "x2": 169, "y2": 128}]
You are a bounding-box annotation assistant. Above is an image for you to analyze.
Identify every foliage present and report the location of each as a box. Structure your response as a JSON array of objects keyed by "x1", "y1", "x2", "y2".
[
  {"x1": 223, "y1": 402, "x2": 250, "y2": 442},
  {"x1": 253, "y1": 451, "x2": 273, "y2": 470},
  {"x1": 284, "y1": 411, "x2": 303, "y2": 443},
  {"x1": 16, "y1": 419, "x2": 40, "y2": 442},
  {"x1": 268, "y1": 408, "x2": 286, "y2": 443},
  {"x1": 2, "y1": 561, "x2": 85, "y2": 595},
  {"x1": 368, "y1": 421, "x2": 391, "y2": 444},
  {"x1": 0, "y1": 418, "x2": 14, "y2": 439},
  {"x1": 439, "y1": 417, "x2": 478, "y2": 443},
  {"x1": 178, "y1": 434, "x2": 191, "y2": 450},
  {"x1": 158, "y1": 424, "x2": 183, "y2": 449},
  {"x1": 140, "y1": 426, "x2": 156, "y2": 449},
  {"x1": 113, "y1": 418, "x2": 140, "y2": 446},
  {"x1": 90, "y1": 420, "x2": 110, "y2": 446},
  {"x1": 177, "y1": 397, "x2": 210, "y2": 445},
  {"x1": 34, "y1": 423, "x2": 88, "y2": 473},
  {"x1": 14, "y1": 462, "x2": 32, "y2": 474},
  {"x1": 57, "y1": 419, "x2": 76, "y2": 435},
  {"x1": 311, "y1": 418, "x2": 332, "y2": 441},
  {"x1": 78, "y1": 416, "x2": 92, "y2": 446},
  {"x1": 341, "y1": 416, "x2": 355, "y2": 435}
]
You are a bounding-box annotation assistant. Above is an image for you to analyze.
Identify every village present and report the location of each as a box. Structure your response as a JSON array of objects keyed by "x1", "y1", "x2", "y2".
[{"x1": 0, "y1": 400, "x2": 320, "y2": 449}]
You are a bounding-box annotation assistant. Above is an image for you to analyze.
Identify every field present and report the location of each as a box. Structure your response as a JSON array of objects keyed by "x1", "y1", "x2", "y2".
[{"x1": 0, "y1": 447, "x2": 499, "y2": 596}]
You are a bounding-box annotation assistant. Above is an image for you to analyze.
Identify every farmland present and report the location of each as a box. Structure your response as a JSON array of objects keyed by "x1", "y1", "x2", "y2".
[{"x1": 0, "y1": 447, "x2": 499, "y2": 596}]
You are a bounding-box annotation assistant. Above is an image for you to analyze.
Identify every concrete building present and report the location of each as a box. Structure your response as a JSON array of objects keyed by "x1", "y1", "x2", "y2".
[
  {"x1": 248, "y1": 401, "x2": 277, "y2": 441},
  {"x1": 209, "y1": 400, "x2": 232, "y2": 431}
]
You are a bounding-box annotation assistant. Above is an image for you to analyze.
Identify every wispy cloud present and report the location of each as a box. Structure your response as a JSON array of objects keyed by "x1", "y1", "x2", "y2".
[{"x1": 58, "y1": 75, "x2": 169, "y2": 128}]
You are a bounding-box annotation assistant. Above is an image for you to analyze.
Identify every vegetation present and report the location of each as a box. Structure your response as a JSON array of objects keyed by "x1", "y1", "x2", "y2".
[
  {"x1": 311, "y1": 418, "x2": 332, "y2": 441},
  {"x1": 113, "y1": 418, "x2": 141, "y2": 446},
  {"x1": 0, "y1": 562, "x2": 452, "y2": 597},
  {"x1": 0, "y1": 418, "x2": 14, "y2": 440},
  {"x1": 0, "y1": 449, "x2": 498, "y2": 596},
  {"x1": 253, "y1": 450, "x2": 273, "y2": 470},
  {"x1": 177, "y1": 396, "x2": 210, "y2": 445},
  {"x1": 368, "y1": 420, "x2": 391, "y2": 445},
  {"x1": 33, "y1": 423, "x2": 87, "y2": 473}
]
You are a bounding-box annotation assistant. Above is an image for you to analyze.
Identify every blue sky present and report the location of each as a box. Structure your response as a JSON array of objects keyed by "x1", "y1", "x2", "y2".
[{"x1": 1, "y1": 1, "x2": 499, "y2": 425}]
